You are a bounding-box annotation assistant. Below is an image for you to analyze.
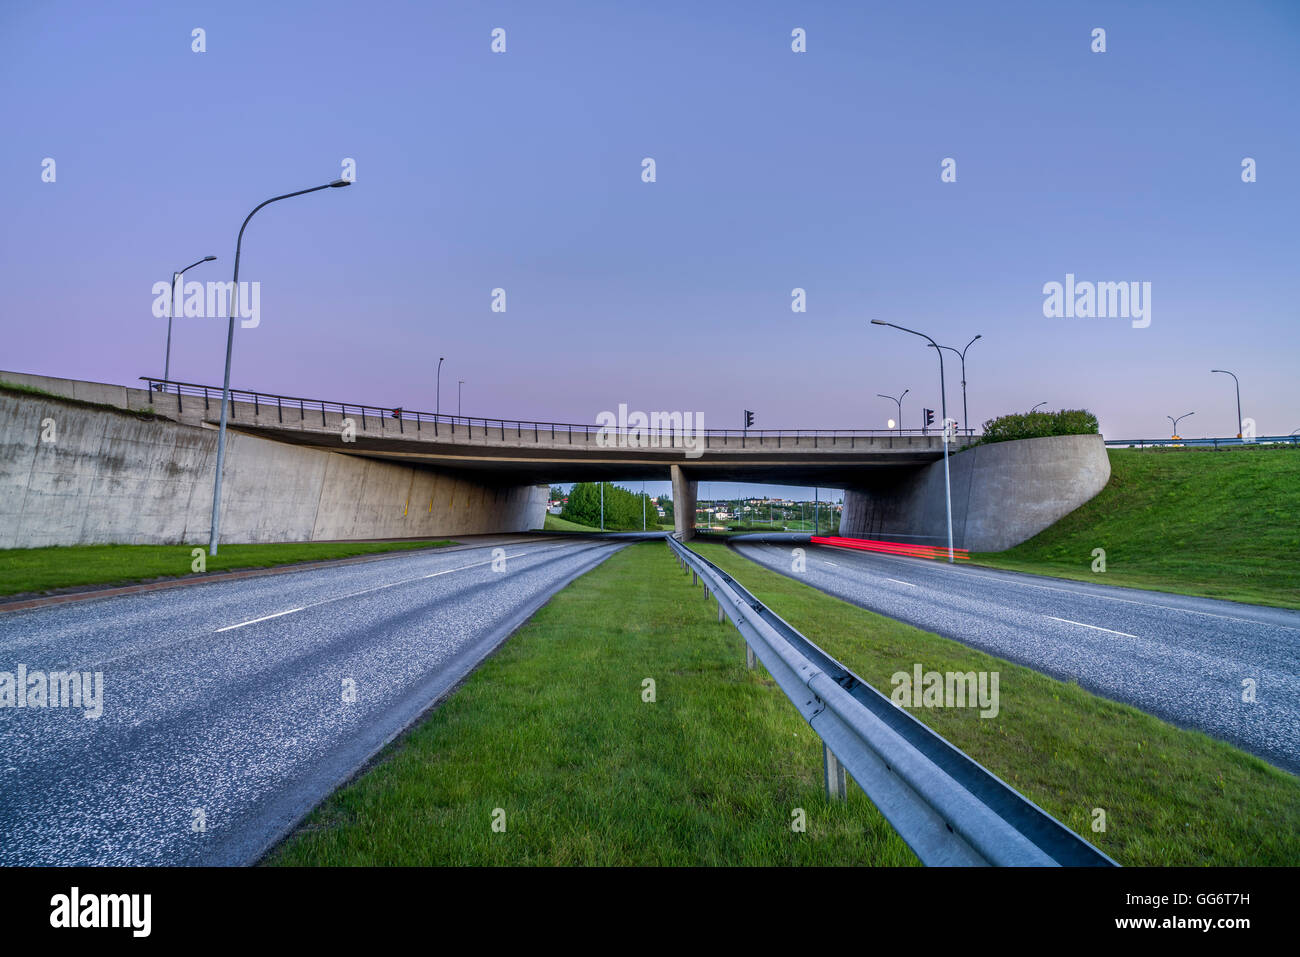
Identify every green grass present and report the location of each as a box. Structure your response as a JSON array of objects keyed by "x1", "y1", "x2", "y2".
[
  {"x1": 693, "y1": 541, "x2": 1300, "y2": 866},
  {"x1": 541, "y1": 513, "x2": 601, "y2": 532},
  {"x1": 541, "y1": 513, "x2": 669, "y2": 533},
  {"x1": 268, "y1": 543, "x2": 917, "y2": 865},
  {"x1": 0, "y1": 540, "x2": 457, "y2": 598},
  {"x1": 971, "y1": 445, "x2": 1300, "y2": 609}
]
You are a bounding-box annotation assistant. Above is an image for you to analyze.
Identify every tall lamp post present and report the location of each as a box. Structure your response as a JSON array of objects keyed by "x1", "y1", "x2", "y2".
[
  {"x1": 457, "y1": 379, "x2": 464, "y2": 417},
  {"x1": 1031, "y1": 401, "x2": 1047, "y2": 413},
  {"x1": 208, "y1": 179, "x2": 352, "y2": 556},
  {"x1": 1166, "y1": 411, "x2": 1195, "y2": 439},
  {"x1": 163, "y1": 255, "x2": 217, "y2": 383},
  {"x1": 876, "y1": 389, "x2": 908, "y2": 433},
  {"x1": 871, "y1": 319, "x2": 955, "y2": 562},
  {"x1": 1211, "y1": 369, "x2": 1242, "y2": 438},
  {"x1": 928, "y1": 334, "x2": 981, "y2": 435},
  {"x1": 436, "y1": 357, "x2": 445, "y2": 418}
]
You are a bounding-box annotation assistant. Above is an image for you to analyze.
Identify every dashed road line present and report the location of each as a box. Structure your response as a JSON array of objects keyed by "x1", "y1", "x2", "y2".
[{"x1": 1047, "y1": 616, "x2": 1137, "y2": 638}]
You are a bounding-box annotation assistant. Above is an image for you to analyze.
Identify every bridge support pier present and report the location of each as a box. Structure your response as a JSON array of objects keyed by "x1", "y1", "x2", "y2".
[{"x1": 671, "y1": 464, "x2": 697, "y2": 541}]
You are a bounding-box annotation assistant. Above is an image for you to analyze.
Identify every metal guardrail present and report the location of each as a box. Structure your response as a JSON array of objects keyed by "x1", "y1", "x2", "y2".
[
  {"x1": 139, "y1": 377, "x2": 979, "y2": 443},
  {"x1": 1106, "y1": 435, "x2": 1299, "y2": 449},
  {"x1": 666, "y1": 535, "x2": 1117, "y2": 867}
]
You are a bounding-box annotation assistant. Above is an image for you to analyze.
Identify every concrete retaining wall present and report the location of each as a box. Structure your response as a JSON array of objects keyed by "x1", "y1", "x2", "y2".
[
  {"x1": 840, "y1": 433, "x2": 1111, "y2": 552},
  {"x1": 0, "y1": 389, "x2": 548, "y2": 548}
]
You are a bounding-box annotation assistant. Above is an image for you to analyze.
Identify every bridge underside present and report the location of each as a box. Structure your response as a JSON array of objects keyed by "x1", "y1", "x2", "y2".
[{"x1": 227, "y1": 424, "x2": 959, "y2": 542}]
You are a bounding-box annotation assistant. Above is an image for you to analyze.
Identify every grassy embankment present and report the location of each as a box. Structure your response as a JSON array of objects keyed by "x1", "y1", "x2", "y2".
[
  {"x1": 971, "y1": 445, "x2": 1300, "y2": 609},
  {"x1": 0, "y1": 540, "x2": 457, "y2": 598},
  {"x1": 541, "y1": 513, "x2": 671, "y2": 532}
]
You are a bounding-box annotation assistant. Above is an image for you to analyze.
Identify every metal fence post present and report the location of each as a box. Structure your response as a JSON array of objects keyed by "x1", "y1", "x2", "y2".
[
  {"x1": 745, "y1": 642, "x2": 756, "y2": 670},
  {"x1": 823, "y1": 744, "x2": 847, "y2": 800}
]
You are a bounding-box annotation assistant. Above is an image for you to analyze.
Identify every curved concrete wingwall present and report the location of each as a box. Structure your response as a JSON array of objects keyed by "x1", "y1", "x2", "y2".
[
  {"x1": 0, "y1": 390, "x2": 549, "y2": 548},
  {"x1": 840, "y1": 433, "x2": 1111, "y2": 552}
]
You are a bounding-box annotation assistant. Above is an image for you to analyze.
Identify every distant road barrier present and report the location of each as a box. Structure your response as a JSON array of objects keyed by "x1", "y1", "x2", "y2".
[
  {"x1": 666, "y1": 536, "x2": 1117, "y2": 866},
  {"x1": 1106, "y1": 435, "x2": 1299, "y2": 449}
]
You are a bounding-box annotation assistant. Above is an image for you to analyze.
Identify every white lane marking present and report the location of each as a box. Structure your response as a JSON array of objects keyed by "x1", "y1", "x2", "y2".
[
  {"x1": 822, "y1": 560, "x2": 838, "y2": 566},
  {"x1": 214, "y1": 543, "x2": 579, "y2": 633},
  {"x1": 1047, "y1": 616, "x2": 1137, "y2": 638},
  {"x1": 885, "y1": 578, "x2": 916, "y2": 588},
  {"x1": 786, "y1": 544, "x2": 1300, "y2": 632},
  {"x1": 216, "y1": 607, "x2": 304, "y2": 633}
]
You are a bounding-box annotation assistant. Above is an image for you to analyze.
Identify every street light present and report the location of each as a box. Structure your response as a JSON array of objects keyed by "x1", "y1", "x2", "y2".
[
  {"x1": 1211, "y1": 370, "x2": 1242, "y2": 438},
  {"x1": 876, "y1": 389, "x2": 909, "y2": 433},
  {"x1": 927, "y1": 334, "x2": 981, "y2": 435},
  {"x1": 208, "y1": 178, "x2": 352, "y2": 556},
  {"x1": 458, "y1": 379, "x2": 464, "y2": 417},
  {"x1": 1031, "y1": 401, "x2": 1047, "y2": 413},
  {"x1": 163, "y1": 255, "x2": 217, "y2": 383},
  {"x1": 1166, "y1": 411, "x2": 1195, "y2": 439},
  {"x1": 436, "y1": 357, "x2": 445, "y2": 418},
  {"x1": 871, "y1": 319, "x2": 955, "y2": 562}
]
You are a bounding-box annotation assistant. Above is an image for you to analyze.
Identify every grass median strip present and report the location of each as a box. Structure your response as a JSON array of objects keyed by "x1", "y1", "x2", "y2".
[
  {"x1": 0, "y1": 540, "x2": 457, "y2": 598},
  {"x1": 693, "y1": 541, "x2": 1300, "y2": 866},
  {"x1": 267, "y1": 542, "x2": 917, "y2": 866}
]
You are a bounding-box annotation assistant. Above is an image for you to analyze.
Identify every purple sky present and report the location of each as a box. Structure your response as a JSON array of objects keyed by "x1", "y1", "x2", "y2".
[{"x1": 3, "y1": 1, "x2": 1297, "y2": 499}]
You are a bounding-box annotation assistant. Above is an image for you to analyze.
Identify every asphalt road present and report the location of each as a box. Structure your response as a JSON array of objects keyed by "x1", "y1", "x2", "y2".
[
  {"x1": 729, "y1": 538, "x2": 1300, "y2": 774},
  {"x1": 0, "y1": 535, "x2": 630, "y2": 865}
]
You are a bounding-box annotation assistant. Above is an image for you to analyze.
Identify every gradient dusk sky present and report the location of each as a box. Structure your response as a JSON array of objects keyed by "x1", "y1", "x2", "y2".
[{"x1": 3, "y1": 1, "x2": 1298, "y2": 499}]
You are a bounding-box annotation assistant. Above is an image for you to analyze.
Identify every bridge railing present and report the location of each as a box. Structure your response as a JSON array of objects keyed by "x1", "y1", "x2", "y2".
[{"x1": 139, "y1": 377, "x2": 980, "y2": 444}]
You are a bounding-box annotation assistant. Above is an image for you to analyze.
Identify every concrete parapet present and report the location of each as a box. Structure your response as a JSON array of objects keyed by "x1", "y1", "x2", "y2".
[{"x1": 0, "y1": 389, "x2": 548, "y2": 548}]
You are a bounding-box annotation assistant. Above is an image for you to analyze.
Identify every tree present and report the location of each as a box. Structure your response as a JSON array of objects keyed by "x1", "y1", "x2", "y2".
[{"x1": 560, "y1": 482, "x2": 654, "y2": 530}]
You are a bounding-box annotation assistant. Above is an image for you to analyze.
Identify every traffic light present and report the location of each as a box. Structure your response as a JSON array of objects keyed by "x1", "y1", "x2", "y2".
[
  {"x1": 924, "y1": 408, "x2": 935, "y2": 428},
  {"x1": 744, "y1": 410, "x2": 754, "y2": 429}
]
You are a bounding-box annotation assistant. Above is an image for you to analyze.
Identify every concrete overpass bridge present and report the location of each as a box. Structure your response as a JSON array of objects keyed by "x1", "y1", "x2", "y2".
[{"x1": 0, "y1": 372, "x2": 1109, "y2": 550}]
